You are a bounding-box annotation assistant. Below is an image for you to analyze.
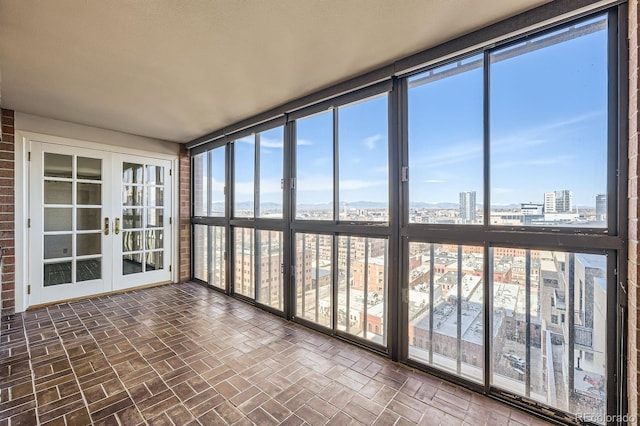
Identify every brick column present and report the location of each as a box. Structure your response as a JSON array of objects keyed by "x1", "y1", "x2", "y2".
[
  {"x1": 629, "y1": 0, "x2": 639, "y2": 419},
  {"x1": 179, "y1": 145, "x2": 191, "y2": 282},
  {"x1": 0, "y1": 109, "x2": 15, "y2": 316}
]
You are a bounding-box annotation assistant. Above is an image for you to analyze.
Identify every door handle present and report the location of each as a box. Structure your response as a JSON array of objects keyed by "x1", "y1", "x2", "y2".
[
  {"x1": 115, "y1": 217, "x2": 121, "y2": 235},
  {"x1": 104, "y1": 217, "x2": 110, "y2": 236}
]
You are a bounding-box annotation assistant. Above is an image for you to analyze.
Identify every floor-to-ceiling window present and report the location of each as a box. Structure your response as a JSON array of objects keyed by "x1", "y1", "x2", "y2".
[
  {"x1": 191, "y1": 6, "x2": 624, "y2": 424},
  {"x1": 403, "y1": 12, "x2": 618, "y2": 423},
  {"x1": 292, "y1": 90, "x2": 391, "y2": 350}
]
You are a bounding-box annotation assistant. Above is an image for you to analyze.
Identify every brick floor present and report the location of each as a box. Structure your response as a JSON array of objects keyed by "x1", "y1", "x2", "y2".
[{"x1": 0, "y1": 283, "x2": 552, "y2": 425}]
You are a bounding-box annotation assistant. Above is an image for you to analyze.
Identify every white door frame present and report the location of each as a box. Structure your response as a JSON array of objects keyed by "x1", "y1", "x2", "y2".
[{"x1": 15, "y1": 131, "x2": 179, "y2": 311}]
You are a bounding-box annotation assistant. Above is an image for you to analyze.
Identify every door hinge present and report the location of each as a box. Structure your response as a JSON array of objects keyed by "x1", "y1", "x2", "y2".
[
  {"x1": 169, "y1": 265, "x2": 172, "y2": 272},
  {"x1": 27, "y1": 285, "x2": 31, "y2": 295},
  {"x1": 169, "y1": 169, "x2": 172, "y2": 176},
  {"x1": 290, "y1": 178, "x2": 296, "y2": 189},
  {"x1": 280, "y1": 263, "x2": 285, "y2": 274},
  {"x1": 401, "y1": 166, "x2": 409, "y2": 182},
  {"x1": 27, "y1": 218, "x2": 31, "y2": 228},
  {"x1": 28, "y1": 152, "x2": 31, "y2": 161},
  {"x1": 169, "y1": 217, "x2": 172, "y2": 225}
]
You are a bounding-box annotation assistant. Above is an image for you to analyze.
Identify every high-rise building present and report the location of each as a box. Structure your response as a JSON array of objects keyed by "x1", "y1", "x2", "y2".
[
  {"x1": 544, "y1": 192, "x2": 556, "y2": 213},
  {"x1": 596, "y1": 194, "x2": 606, "y2": 221},
  {"x1": 555, "y1": 189, "x2": 573, "y2": 213},
  {"x1": 544, "y1": 190, "x2": 573, "y2": 213},
  {"x1": 459, "y1": 191, "x2": 476, "y2": 223}
]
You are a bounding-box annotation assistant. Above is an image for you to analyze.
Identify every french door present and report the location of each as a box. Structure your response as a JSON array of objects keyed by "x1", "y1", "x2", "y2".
[
  {"x1": 113, "y1": 155, "x2": 172, "y2": 290},
  {"x1": 28, "y1": 141, "x2": 172, "y2": 306}
]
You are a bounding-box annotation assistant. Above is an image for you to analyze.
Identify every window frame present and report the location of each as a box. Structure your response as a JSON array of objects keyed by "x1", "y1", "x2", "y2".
[{"x1": 189, "y1": 4, "x2": 627, "y2": 424}]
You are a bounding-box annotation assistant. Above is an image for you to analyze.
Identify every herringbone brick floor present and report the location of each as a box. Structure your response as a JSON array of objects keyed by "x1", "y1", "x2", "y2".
[{"x1": 0, "y1": 283, "x2": 551, "y2": 425}]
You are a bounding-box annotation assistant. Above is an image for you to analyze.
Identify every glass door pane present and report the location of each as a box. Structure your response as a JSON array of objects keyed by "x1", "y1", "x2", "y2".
[
  {"x1": 210, "y1": 226, "x2": 226, "y2": 290},
  {"x1": 234, "y1": 227, "x2": 255, "y2": 298},
  {"x1": 295, "y1": 233, "x2": 332, "y2": 328},
  {"x1": 42, "y1": 154, "x2": 104, "y2": 286},
  {"x1": 116, "y1": 156, "x2": 172, "y2": 290},
  {"x1": 30, "y1": 142, "x2": 110, "y2": 306},
  {"x1": 408, "y1": 243, "x2": 484, "y2": 382},
  {"x1": 256, "y1": 230, "x2": 283, "y2": 310},
  {"x1": 122, "y1": 162, "x2": 145, "y2": 275},
  {"x1": 337, "y1": 236, "x2": 388, "y2": 347},
  {"x1": 193, "y1": 225, "x2": 208, "y2": 282},
  {"x1": 491, "y1": 250, "x2": 607, "y2": 421}
]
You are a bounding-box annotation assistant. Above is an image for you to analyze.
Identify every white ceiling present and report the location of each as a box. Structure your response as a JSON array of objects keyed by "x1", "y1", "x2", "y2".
[{"x1": 0, "y1": 0, "x2": 549, "y2": 143}]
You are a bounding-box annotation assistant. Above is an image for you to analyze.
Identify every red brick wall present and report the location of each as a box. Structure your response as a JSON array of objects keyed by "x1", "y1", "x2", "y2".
[
  {"x1": 179, "y1": 145, "x2": 191, "y2": 282},
  {"x1": 0, "y1": 109, "x2": 15, "y2": 316},
  {"x1": 629, "y1": 0, "x2": 639, "y2": 419}
]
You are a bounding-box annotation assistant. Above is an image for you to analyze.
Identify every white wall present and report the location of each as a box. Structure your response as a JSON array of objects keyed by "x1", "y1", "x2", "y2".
[{"x1": 15, "y1": 112, "x2": 180, "y2": 155}]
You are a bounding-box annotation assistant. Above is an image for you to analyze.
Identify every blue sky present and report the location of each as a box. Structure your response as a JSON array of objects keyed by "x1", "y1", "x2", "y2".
[
  {"x1": 409, "y1": 16, "x2": 607, "y2": 208},
  {"x1": 295, "y1": 95, "x2": 389, "y2": 206},
  {"x1": 224, "y1": 15, "x2": 608, "y2": 210}
]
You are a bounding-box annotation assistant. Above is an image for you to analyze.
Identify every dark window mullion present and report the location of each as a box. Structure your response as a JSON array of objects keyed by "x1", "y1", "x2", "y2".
[
  {"x1": 346, "y1": 237, "x2": 351, "y2": 334},
  {"x1": 225, "y1": 143, "x2": 232, "y2": 295},
  {"x1": 268, "y1": 231, "x2": 272, "y2": 306},
  {"x1": 363, "y1": 238, "x2": 369, "y2": 340},
  {"x1": 568, "y1": 253, "x2": 575, "y2": 404},
  {"x1": 301, "y1": 234, "x2": 306, "y2": 318},
  {"x1": 525, "y1": 249, "x2": 531, "y2": 397},
  {"x1": 207, "y1": 226, "x2": 213, "y2": 286},
  {"x1": 383, "y1": 239, "x2": 389, "y2": 346},
  {"x1": 332, "y1": 235, "x2": 338, "y2": 333},
  {"x1": 483, "y1": 245, "x2": 491, "y2": 391},
  {"x1": 482, "y1": 50, "x2": 490, "y2": 230},
  {"x1": 315, "y1": 236, "x2": 320, "y2": 324},
  {"x1": 429, "y1": 243, "x2": 435, "y2": 365},
  {"x1": 333, "y1": 108, "x2": 339, "y2": 222},
  {"x1": 254, "y1": 133, "x2": 260, "y2": 218},
  {"x1": 278, "y1": 232, "x2": 283, "y2": 311},
  {"x1": 457, "y1": 245, "x2": 462, "y2": 375},
  {"x1": 254, "y1": 229, "x2": 259, "y2": 301},
  {"x1": 285, "y1": 120, "x2": 295, "y2": 318}
]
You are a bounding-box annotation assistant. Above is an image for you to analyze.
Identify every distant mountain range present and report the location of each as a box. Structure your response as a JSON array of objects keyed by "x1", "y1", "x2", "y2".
[{"x1": 221, "y1": 201, "x2": 596, "y2": 211}]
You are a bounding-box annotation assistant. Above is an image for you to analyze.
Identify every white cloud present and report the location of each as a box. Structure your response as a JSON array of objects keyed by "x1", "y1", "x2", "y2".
[
  {"x1": 235, "y1": 136, "x2": 254, "y2": 145},
  {"x1": 363, "y1": 134, "x2": 383, "y2": 150},
  {"x1": 297, "y1": 139, "x2": 313, "y2": 146},
  {"x1": 413, "y1": 111, "x2": 602, "y2": 171},
  {"x1": 527, "y1": 155, "x2": 574, "y2": 166},
  {"x1": 413, "y1": 139, "x2": 482, "y2": 169},
  {"x1": 260, "y1": 137, "x2": 283, "y2": 148}
]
